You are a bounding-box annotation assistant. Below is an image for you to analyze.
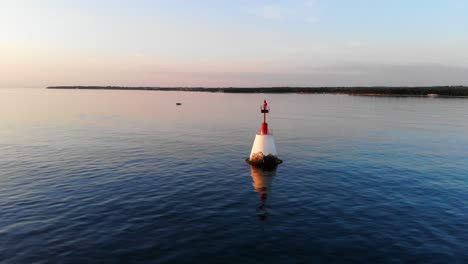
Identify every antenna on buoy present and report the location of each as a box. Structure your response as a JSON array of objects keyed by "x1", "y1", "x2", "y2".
[{"x1": 246, "y1": 100, "x2": 282, "y2": 169}]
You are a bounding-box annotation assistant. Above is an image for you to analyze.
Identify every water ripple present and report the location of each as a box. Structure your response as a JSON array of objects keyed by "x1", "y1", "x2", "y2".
[{"x1": 1, "y1": 91, "x2": 468, "y2": 263}]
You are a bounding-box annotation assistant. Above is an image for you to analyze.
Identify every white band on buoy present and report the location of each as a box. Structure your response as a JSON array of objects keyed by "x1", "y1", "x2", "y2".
[{"x1": 249, "y1": 134, "x2": 277, "y2": 159}]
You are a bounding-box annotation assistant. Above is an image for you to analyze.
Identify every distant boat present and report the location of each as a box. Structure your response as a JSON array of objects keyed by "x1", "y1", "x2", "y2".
[
  {"x1": 176, "y1": 102, "x2": 182, "y2": 105},
  {"x1": 427, "y1": 93, "x2": 438, "y2": 97}
]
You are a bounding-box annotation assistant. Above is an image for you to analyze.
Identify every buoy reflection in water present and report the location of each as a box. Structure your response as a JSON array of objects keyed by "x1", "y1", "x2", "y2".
[{"x1": 249, "y1": 165, "x2": 277, "y2": 221}]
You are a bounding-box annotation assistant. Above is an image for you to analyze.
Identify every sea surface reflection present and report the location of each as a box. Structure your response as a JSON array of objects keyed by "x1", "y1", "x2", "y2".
[
  {"x1": 1, "y1": 88, "x2": 467, "y2": 263},
  {"x1": 249, "y1": 165, "x2": 277, "y2": 221}
]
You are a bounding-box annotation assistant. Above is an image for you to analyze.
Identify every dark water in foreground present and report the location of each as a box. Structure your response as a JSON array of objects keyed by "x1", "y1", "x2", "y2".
[{"x1": 1, "y1": 89, "x2": 468, "y2": 263}]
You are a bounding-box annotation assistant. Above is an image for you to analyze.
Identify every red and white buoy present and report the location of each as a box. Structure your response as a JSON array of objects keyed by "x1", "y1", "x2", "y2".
[{"x1": 247, "y1": 100, "x2": 282, "y2": 168}]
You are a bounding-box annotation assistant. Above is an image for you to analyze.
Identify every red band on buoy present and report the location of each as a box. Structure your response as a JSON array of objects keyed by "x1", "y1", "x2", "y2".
[{"x1": 261, "y1": 122, "x2": 268, "y2": 135}]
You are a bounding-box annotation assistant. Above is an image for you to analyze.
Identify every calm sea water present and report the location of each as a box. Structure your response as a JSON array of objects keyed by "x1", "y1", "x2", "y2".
[{"x1": 1, "y1": 88, "x2": 468, "y2": 263}]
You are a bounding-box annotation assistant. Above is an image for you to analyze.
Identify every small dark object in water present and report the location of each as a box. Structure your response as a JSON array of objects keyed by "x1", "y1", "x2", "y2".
[{"x1": 176, "y1": 103, "x2": 182, "y2": 105}]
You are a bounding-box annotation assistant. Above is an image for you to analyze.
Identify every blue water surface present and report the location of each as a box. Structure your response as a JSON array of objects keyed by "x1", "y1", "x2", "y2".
[{"x1": 0, "y1": 89, "x2": 467, "y2": 263}]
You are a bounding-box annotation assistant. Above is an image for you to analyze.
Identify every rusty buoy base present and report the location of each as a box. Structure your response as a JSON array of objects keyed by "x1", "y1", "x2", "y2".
[{"x1": 246, "y1": 152, "x2": 282, "y2": 170}]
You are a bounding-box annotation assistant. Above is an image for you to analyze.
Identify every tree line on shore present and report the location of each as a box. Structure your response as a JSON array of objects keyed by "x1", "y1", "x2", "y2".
[{"x1": 47, "y1": 86, "x2": 468, "y2": 96}]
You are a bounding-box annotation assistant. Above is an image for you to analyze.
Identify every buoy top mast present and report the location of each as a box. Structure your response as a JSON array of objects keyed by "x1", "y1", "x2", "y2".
[{"x1": 260, "y1": 100, "x2": 270, "y2": 135}]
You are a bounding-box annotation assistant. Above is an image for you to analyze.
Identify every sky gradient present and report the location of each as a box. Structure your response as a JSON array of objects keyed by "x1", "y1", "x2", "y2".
[{"x1": 1, "y1": 0, "x2": 468, "y2": 87}]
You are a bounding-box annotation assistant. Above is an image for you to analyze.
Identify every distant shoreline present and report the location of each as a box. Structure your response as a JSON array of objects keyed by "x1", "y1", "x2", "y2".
[{"x1": 47, "y1": 86, "x2": 468, "y2": 97}]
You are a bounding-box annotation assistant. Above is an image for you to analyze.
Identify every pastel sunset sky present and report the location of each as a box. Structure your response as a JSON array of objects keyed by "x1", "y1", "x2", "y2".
[{"x1": 1, "y1": 0, "x2": 468, "y2": 87}]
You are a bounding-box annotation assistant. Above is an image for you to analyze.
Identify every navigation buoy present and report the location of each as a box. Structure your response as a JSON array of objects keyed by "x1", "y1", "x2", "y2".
[{"x1": 246, "y1": 100, "x2": 282, "y2": 168}]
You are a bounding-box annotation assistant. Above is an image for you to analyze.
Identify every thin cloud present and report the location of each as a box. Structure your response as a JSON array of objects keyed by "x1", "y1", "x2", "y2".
[
  {"x1": 346, "y1": 41, "x2": 364, "y2": 48},
  {"x1": 250, "y1": 4, "x2": 288, "y2": 20},
  {"x1": 304, "y1": 0, "x2": 319, "y2": 8},
  {"x1": 250, "y1": 1, "x2": 319, "y2": 23},
  {"x1": 304, "y1": 0, "x2": 320, "y2": 23}
]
